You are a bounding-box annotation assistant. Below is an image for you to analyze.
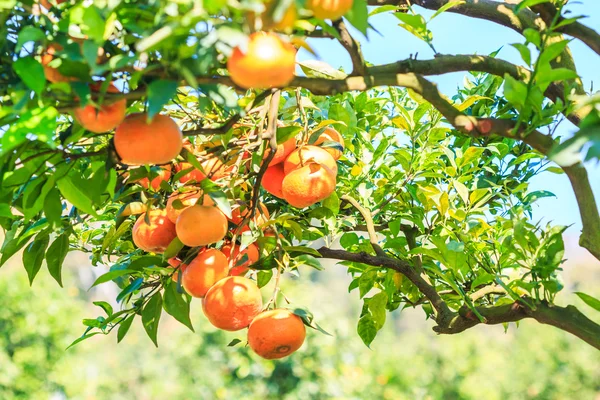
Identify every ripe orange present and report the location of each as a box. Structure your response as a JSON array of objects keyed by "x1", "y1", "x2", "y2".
[
  {"x1": 41, "y1": 44, "x2": 75, "y2": 83},
  {"x1": 314, "y1": 127, "x2": 344, "y2": 160},
  {"x1": 307, "y1": 0, "x2": 354, "y2": 20},
  {"x1": 227, "y1": 32, "x2": 296, "y2": 89},
  {"x1": 248, "y1": 309, "x2": 306, "y2": 359},
  {"x1": 282, "y1": 162, "x2": 336, "y2": 208},
  {"x1": 202, "y1": 276, "x2": 263, "y2": 331},
  {"x1": 114, "y1": 113, "x2": 183, "y2": 165},
  {"x1": 222, "y1": 242, "x2": 260, "y2": 276},
  {"x1": 167, "y1": 257, "x2": 188, "y2": 282},
  {"x1": 132, "y1": 209, "x2": 177, "y2": 254},
  {"x1": 262, "y1": 164, "x2": 285, "y2": 198},
  {"x1": 175, "y1": 162, "x2": 207, "y2": 184},
  {"x1": 267, "y1": 137, "x2": 296, "y2": 166},
  {"x1": 230, "y1": 203, "x2": 270, "y2": 232},
  {"x1": 182, "y1": 249, "x2": 229, "y2": 298},
  {"x1": 73, "y1": 83, "x2": 127, "y2": 133},
  {"x1": 165, "y1": 191, "x2": 214, "y2": 223},
  {"x1": 176, "y1": 205, "x2": 228, "y2": 247},
  {"x1": 283, "y1": 145, "x2": 338, "y2": 175},
  {"x1": 135, "y1": 166, "x2": 171, "y2": 191},
  {"x1": 264, "y1": 0, "x2": 297, "y2": 31}
]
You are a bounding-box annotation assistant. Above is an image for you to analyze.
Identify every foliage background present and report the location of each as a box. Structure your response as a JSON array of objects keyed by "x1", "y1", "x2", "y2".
[{"x1": 1, "y1": 235, "x2": 599, "y2": 400}]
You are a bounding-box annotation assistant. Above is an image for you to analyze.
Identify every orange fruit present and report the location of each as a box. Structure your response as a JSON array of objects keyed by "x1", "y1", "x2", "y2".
[
  {"x1": 313, "y1": 127, "x2": 344, "y2": 160},
  {"x1": 182, "y1": 249, "x2": 229, "y2": 298},
  {"x1": 227, "y1": 32, "x2": 296, "y2": 89},
  {"x1": 175, "y1": 162, "x2": 207, "y2": 184},
  {"x1": 73, "y1": 83, "x2": 127, "y2": 133},
  {"x1": 248, "y1": 309, "x2": 306, "y2": 359},
  {"x1": 267, "y1": 137, "x2": 296, "y2": 166},
  {"x1": 135, "y1": 166, "x2": 171, "y2": 191},
  {"x1": 249, "y1": 0, "x2": 297, "y2": 31},
  {"x1": 41, "y1": 44, "x2": 76, "y2": 83},
  {"x1": 176, "y1": 205, "x2": 228, "y2": 247},
  {"x1": 262, "y1": 164, "x2": 285, "y2": 198},
  {"x1": 202, "y1": 276, "x2": 263, "y2": 331},
  {"x1": 165, "y1": 191, "x2": 214, "y2": 223},
  {"x1": 132, "y1": 209, "x2": 177, "y2": 253},
  {"x1": 282, "y1": 162, "x2": 336, "y2": 208},
  {"x1": 167, "y1": 257, "x2": 188, "y2": 282},
  {"x1": 114, "y1": 113, "x2": 183, "y2": 165},
  {"x1": 222, "y1": 242, "x2": 260, "y2": 276},
  {"x1": 283, "y1": 145, "x2": 338, "y2": 175},
  {"x1": 230, "y1": 203, "x2": 270, "y2": 232},
  {"x1": 307, "y1": 0, "x2": 353, "y2": 20}
]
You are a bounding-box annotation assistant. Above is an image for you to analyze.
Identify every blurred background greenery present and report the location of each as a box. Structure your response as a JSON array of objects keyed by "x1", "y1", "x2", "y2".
[{"x1": 1, "y1": 234, "x2": 599, "y2": 400}]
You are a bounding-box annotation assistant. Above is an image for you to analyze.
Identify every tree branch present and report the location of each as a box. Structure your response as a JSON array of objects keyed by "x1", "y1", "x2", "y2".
[
  {"x1": 340, "y1": 195, "x2": 386, "y2": 257},
  {"x1": 333, "y1": 19, "x2": 367, "y2": 76}
]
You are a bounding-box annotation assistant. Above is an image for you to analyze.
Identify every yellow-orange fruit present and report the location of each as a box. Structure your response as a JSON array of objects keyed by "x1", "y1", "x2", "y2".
[
  {"x1": 262, "y1": 164, "x2": 285, "y2": 198},
  {"x1": 307, "y1": 0, "x2": 353, "y2": 20},
  {"x1": 230, "y1": 203, "x2": 270, "y2": 232},
  {"x1": 73, "y1": 83, "x2": 127, "y2": 133},
  {"x1": 165, "y1": 191, "x2": 214, "y2": 223},
  {"x1": 222, "y1": 242, "x2": 260, "y2": 276},
  {"x1": 132, "y1": 209, "x2": 177, "y2": 253},
  {"x1": 41, "y1": 44, "x2": 75, "y2": 83},
  {"x1": 248, "y1": 309, "x2": 306, "y2": 359},
  {"x1": 167, "y1": 257, "x2": 188, "y2": 282},
  {"x1": 175, "y1": 162, "x2": 207, "y2": 184},
  {"x1": 313, "y1": 127, "x2": 344, "y2": 160},
  {"x1": 267, "y1": 137, "x2": 296, "y2": 166},
  {"x1": 227, "y1": 32, "x2": 296, "y2": 89},
  {"x1": 202, "y1": 276, "x2": 263, "y2": 331},
  {"x1": 114, "y1": 113, "x2": 183, "y2": 165},
  {"x1": 182, "y1": 249, "x2": 229, "y2": 298},
  {"x1": 176, "y1": 205, "x2": 228, "y2": 247},
  {"x1": 282, "y1": 162, "x2": 336, "y2": 208},
  {"x1": 283, "y1": 145, "x2": 338, "y2": 175},
  {"x1": 135, "y1": 166, "x2": 171, "y2": 191}
]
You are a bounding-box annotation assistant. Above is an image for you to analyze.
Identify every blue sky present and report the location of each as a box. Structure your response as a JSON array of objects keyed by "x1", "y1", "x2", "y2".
[{"x1": 299, "y1": 1, "x2": 600, "y2": 234}]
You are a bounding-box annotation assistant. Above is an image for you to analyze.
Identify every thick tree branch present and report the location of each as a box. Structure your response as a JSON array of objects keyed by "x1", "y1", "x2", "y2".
[
  {"x1": 333, "y1": 19, "x2": 367, "y2": 76},
  {"x1": 367, "y1": 0, "x2": 586, "y2": 95},
  {"x1": 317, "y1": 247, "x2": 600, "y2": 350}
]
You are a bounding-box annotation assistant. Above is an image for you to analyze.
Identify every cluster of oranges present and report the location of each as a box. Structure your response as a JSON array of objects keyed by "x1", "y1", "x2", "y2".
[
  {"x1": 262, "y1": 128, "x2": 344, "y2": 208},
  {"x1": 37, "y1": 0, "x2": 356, "y2": 359}
]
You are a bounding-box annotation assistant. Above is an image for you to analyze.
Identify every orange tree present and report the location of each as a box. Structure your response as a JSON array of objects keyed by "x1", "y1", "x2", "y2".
[{"x1": 1, "y1": 0, "x2": 600, "y2": 355}]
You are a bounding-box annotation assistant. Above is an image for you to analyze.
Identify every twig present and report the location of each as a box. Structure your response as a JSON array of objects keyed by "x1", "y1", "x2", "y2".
[{"x1": 341, "y1": 194, "x2": 386, "y2": 258}]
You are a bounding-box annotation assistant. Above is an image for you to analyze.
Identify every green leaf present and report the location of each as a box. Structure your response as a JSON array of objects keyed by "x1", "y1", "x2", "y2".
[
  {"x1": 142, "y1": 292, "x2": 163, "y2": 347},
  {"x1": 162, "y1": 237, "x2": 184, "y2": 260},
  {"x1": 13, "y1": 57, "x2": 46, "y2": 95},
  {"x1": 344, "y1": 0, "x2": 369, "y2": 36},
  {"x1": 575, "y1": 292, "x2": 600, "y2": 313},
  {"x1": 228, "y1": 338, "x2": 242, "y2": 347},
  {"x1": 43, "y1": 188, "x2": 63, "y2": 227},
  {"x1": 16, "y1": 26, "x2": 45, "y2": 52},
  {"x1": 46, "y1": 233, "x2": 69, "y2": 287},
  {"x1": 340, "y1": 232, "x2": 359, "y2": 249},
  {"x1": 283, "y1": 246, "x2": 322, "y2": 257},
  {"x1": 514, "y1": 0, "x2": 549, "y2": 13},
  {"x1": 66, "y1": 332, "x2": 101, "y2": 350},
  {"x1": 116, "y1": 277, "x2": 144, "y2": 302},
  {"x1": 1, "y1": 107, "x2": 58, "y2": 156},
  {"x1": 276, "y1": 125, "x2": 302, "y2": 144},
  {"x1": 147, "y1": 80, "x2": 178, "y2": 120},
  {"x1": 357, "y1": 314, "x2": 377, "y2": 347},
  {"x1": 257, "y1": 270, "x2": 273, "y2": 288},
  {"x1": 56, "y1": 175, "x2": 97, "y2": 217},
  {"x1": 81, "y1": 5, "x2": 106, "y2": 43},
  {"x1": 322, "y1": 191, "x2": 340, "y2": 215},
  {"x1": 368, "y1": 292, "x2": 388, "y2": 330},
  {"x1": 117, "y1": 314, "x2": 135, "y2": 343},
  {"x1": 207, "y1": 190, "x2": 232, "y2": 219},
  {"x1": 91, "y1": 269, "x2": 138, "y2": 287},
  {"x1": 163, "y1": 281, "x2": 194, "y2": 331},
  {"x1": 359, "y1": 269, "x2": 376, "y2": 298},
  {"x1": 536, "y1": 68, "x2": 579, "y2": 85},
  {"x1": 93, "y1": 301, "x2": 113, "y2": 316},
  {"x1": 298, "y1": 60, "x2": 347, "y2": 80},
  {"x1": 429, "y1": 1, "x2": 466, "y2": 20},
  {"x1": 503, "y1": 74, "x2": 528, "y2": 110},
  {"x1": 22, "y1": 234, "x2": 50, "y2": 285},
  {"x1": 293, "y1": 254, "x2": 323, "y2": 270}
]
